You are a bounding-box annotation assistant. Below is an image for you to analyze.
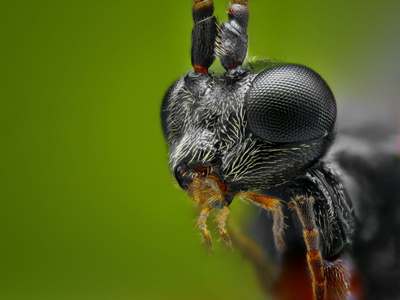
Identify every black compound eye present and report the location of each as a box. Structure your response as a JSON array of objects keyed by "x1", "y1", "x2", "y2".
[{"x1": 245, "y1": 64, "x2": 336, "y2": 143}]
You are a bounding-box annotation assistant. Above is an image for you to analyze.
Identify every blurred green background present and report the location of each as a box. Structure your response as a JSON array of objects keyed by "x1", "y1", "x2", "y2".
[{"x1": 1, "y1": 1, "x2": 399, "y2": 299}]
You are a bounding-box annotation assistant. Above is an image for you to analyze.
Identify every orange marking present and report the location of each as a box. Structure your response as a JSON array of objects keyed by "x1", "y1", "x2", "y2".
[
  {"x1": 193, "y1": 0, "x2": 213, "y2": 11},
  {"x1": 192, "y1": 65, "x2": 208, "y2": 74}
]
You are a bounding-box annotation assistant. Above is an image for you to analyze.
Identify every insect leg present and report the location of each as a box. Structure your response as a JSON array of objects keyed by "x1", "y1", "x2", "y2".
[
  {"x1": 237, "y1": 192, "x2": 285, "y2": 250},
  {"x1": 292, "y1": 196, "x2": 326, "y2": 300},
  {"x1": 191, "y1": 0, "x2": 218, "y2": 73},
  {"x1": 215, "y1": 204, "x2": 232, "y2": 247},
  {"x1": 217, "y1": 0, "x2": 249, "y2": 70},
  {"x1": 197, "y1": 206, "x2": 212, "y2": 249}
]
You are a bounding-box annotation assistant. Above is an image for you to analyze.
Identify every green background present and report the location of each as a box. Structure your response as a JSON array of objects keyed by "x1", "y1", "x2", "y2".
[{"x1": 1, "y1": 1, "x2": 399, "y2": 299}]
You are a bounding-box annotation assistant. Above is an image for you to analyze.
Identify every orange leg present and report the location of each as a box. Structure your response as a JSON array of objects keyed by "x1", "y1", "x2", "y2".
[
  {"x1": 188, "y1": 175, "x2": 232, "y2": 249},
  {"x1": 197, "y1": 206, "x2": 212, "y2": 249},
  {"x1": 292, "y1": 196, "x2": 326, "y2": 300},
  {"x1": 237, "y1": 192, "x2": 285, "y2": 250},
  {"x1": 215, "y1": 205, "x2": 232, "y2": 247}
]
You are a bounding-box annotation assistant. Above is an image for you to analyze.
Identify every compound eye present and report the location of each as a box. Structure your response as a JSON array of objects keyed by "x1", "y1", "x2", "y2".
[{"x1": 245, "y1": 64, "x2": 336, "y2": 143}]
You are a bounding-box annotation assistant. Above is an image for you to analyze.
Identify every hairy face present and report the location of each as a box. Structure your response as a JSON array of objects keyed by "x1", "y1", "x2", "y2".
[{"x1": 162, "y1": 64, "x2": 336, "y2": 194}]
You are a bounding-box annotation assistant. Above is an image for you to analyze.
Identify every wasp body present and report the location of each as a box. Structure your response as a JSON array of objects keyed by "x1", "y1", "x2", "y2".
[{"x1": 161, "y1": 1, "x2": 356, "y2": 299}]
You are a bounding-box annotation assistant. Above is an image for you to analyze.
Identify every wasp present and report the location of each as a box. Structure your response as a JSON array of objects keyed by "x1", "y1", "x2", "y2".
[{"x1": 161, "y1": 1, "x2": 356, "y2": 299}]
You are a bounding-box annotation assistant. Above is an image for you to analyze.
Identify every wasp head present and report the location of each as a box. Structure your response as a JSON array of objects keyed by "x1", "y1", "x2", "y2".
[{"x1": 162, "y1": 64, "x2": 336, "y2": 198}]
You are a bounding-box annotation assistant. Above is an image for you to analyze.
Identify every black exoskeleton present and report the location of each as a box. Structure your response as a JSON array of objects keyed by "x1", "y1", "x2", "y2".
[{"x1": 161, "y1": 1, "x2": 355, "y2": 300}]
